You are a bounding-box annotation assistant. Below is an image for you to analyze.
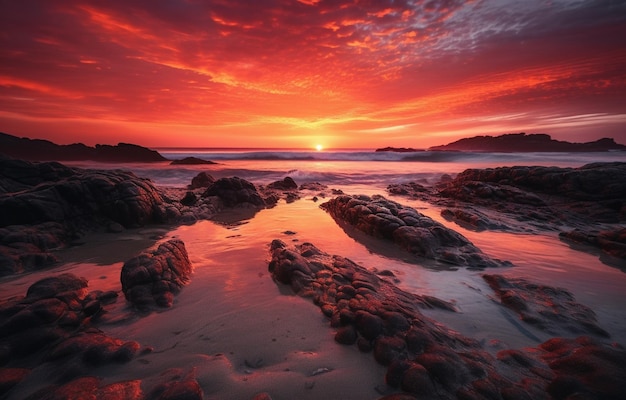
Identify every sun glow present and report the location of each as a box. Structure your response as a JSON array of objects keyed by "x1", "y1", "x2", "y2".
[{"x1": 315, "y1": 144, "x2": 324, "y2": 151}]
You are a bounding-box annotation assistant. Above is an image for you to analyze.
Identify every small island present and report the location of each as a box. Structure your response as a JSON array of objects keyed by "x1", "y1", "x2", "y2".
[{"x1": 427, "y1": 132, "x2": 626, "y2": 152}]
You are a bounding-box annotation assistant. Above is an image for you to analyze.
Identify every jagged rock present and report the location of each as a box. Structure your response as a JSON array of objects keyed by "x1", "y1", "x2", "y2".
[
  {"x1": 483, "y1": 274, "x2": 610, "y2": 337},
  {"x1": 202, "y1": 177, "x2": 265, "y2": 207},
  {"x1": 121, "y1": 239, "x2": 193, "y2": 309},
  {"x1": 321, "y1": 194, "x2": 509, "y2": 269}
]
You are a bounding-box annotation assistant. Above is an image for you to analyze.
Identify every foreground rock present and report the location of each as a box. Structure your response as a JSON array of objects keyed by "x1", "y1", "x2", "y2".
[
  {"x1": 0, "y1": 269, "x2": 208, "y2": 400},
  {"x1": 269, "y1": 241, "x2": 626, "y2": 399},
  {"x1": 0, "y1": 131, "x2": 167, "y2": 162},
  {"x1": 0, "y1": 274, "x2": 140, "y2": 395},
  {"x1": 121, "y1": 239, "x2": 192, "y2": 309},
  {"x1": 321, "y1": 194, "x2": 509, "y2": 269},
  {"x1": 483, "y1": 274, "x2": 610, "y2": 337}
]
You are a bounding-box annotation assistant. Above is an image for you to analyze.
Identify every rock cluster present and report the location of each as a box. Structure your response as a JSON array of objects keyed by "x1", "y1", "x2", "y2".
[
  {"x1": 121, "y1": 239, "x2": 193, "y2": 309},
  {"x1": 321, "y1": 194, "x2": 509, "y2": 269},
  {"x1": 0, "y1": 156, "x2": 170, "y2": 275},
  {"x1": 388, "y1": 162, "x2": 626, "y2": 261},
  {"x1": 0, "y1": 273, "x2": 140, "y2": 395},
  {"x1": 483, "y1": 274, "x2": 609, "y2": 337},
  {"x1": 268, "y1": 240, "x2": 626, "y2": 399},
  {"x1": 0, "y1": 249, "x2": 206, "y2": 399}
]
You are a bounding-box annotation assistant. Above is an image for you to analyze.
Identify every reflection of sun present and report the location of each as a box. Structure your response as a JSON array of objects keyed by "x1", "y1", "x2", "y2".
[{"x1": 315, "y1": 144, "x2": 324, "y2": 151}]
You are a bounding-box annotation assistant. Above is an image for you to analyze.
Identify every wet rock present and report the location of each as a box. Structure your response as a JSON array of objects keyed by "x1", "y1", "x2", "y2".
[
  {"x1": 121, "y1": 239, "x2": 193, "y2": 309},
  {"x1": 0, "y1": 157, "x2": 166, "y2": 229},
  {"x1": 321, "y1": 194, "x2": 509, "y2": 269},
  {"x1": 188, "y1": 171, "x2": 215, "y2": 189},
  {"x1": 0, "y1": 367, "x2": 30, "y2": 394},
  {"x1": 268, "y1": 240, "x2": 626, "y2": 399},
  {"x1": 390, "y1": 163, "x2": 626, "y2": 240},
  {"x1": 147, "y1": 369, "x2": 203, "y2": 400},
  {"x1": 483, "y1": 274, "x2": 610, "y2": 337},
  {"x1": 267, "y1": 177, "x2": 298, "y2": 190},
  {"x1": 23, "y1": 376, "x2": 144, "y2": 400},
  {"x1": 202, "y1": 177, "x2": 265, "y2": 208},
  {"x1": 26, "y1": 273, "x2": 88, "y2": 300},
  {"x1": 538, "y1": 336, "x2": 626, "y2": 400},
  {"x1": 180, "y1": 191, "x2": 197, "y2": 206},
  {"x1": 560, "y1": 227, "x2": 626, "y2": 260}
]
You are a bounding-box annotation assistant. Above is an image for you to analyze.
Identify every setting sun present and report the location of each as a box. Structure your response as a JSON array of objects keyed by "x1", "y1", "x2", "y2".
[{"x1": 315, "y1": 144, "x2": 324, "y2": 151}]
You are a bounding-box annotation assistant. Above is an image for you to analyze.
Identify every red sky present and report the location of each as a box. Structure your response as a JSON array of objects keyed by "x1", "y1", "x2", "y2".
[{"x1": 1, "y1": 0, "x2": 625, "y2": 149}]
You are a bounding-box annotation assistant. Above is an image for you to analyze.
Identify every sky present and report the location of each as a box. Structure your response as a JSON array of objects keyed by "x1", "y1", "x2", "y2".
[{"x1": 1, "y1": 0, "x2": 625, "y2": 149}]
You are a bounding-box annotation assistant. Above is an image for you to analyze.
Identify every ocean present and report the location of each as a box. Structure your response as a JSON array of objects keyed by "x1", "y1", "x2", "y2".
[
  {"x1": 4, "y1": 148, "x2": 626, "y2": 399},
  {"x1": 66, "y1": 147, "x2": 626, "y2": 189}
]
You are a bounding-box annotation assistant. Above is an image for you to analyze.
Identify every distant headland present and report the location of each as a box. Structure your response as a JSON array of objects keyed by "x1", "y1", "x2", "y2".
[
  {"x1": 427, "y1": 132, "x2": 626, "y2": 152},
  {"x1": 376, "y1": 133, "x2": 626, "y2": 153},
  {"x1": 0, "y1": 132, "x2": 167, "y2": 162}
]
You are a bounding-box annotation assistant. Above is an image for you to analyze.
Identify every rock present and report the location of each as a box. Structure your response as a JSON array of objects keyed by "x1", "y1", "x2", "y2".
[
  {"x1": 560, "y1": 227, "x2": 626, "y2": 260},
  {"x1": 0, "y1": 131, "x2": 167, "y2": 162},
  {"x1": 267, "y1": 177, "x2": 298, "y2": 190},
  {"x1": 180, "y1": 191, "x2": 197, "y2": 206},
  {"x1": 321, "y1": 194, "x2": 509, "y2": 269},
  {"x1": 170, "y1": 157, "x2": 216, "y2": 165},
  {"x1": 147, "y1": 369, "x2": 203, "y2": 400},
  {"x1": 0, "y1": 157, "x2": 166, "y2": 228},
  {"x1": 483, "y1": 274, "x2": 610, "y2": 337},
  {"x1": 0, "y1": 367, "x2": 30, "y2": 394},
  {"x1": 390, "y1": 162, "x2": 626, "y2": 240},
  {"x1": 188, "y1": 171, "x2": 215, "y2": 189},
  {"x1": 202, "y1": 177, "x2": 265, "y2": 208},
  {"x1": 26, "y1": 273, "x2": 88, "y2": 300},
  {"x1": 121, "y1": 239, "x2": 193, "y2": 309},
  {"x1": 268, "y1": 240, "x2": 626, "y2": 399},
  {"x1": 23, "y1": 376, "x2": 144, "y2": 400}
]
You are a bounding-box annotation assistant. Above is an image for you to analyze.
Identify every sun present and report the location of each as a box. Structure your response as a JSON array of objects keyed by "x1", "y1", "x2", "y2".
[{"x1": 315, "y1": 144, "x2": 324, "y2": 151}]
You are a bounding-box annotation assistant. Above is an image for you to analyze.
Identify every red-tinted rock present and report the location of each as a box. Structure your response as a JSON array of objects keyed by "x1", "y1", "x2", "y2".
[{"x1": 121, "y1": 239, "x2": 192, "y2": 309}]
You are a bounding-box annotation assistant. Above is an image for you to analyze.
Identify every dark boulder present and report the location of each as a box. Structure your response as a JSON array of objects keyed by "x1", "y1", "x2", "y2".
[
  {"x1": 121, "y1": 239, "x2": 193, "y2": 309},
  {"x1": 267, "y1": 177, "x2": 298, "y2": 190},
  {"x1": 188, "y1": 171, "x2": 215, "y2": 189},
  {"x1": 202, "y1": 177, "x2": 265, "y2": 208}
]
